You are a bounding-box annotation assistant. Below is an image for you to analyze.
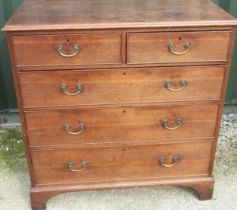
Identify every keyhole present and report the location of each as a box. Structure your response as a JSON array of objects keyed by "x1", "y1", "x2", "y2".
[
  {"x1": 123, "y1": 110, "x2": 127, "y2": 114},
  {"x1": 123, "y1": 72, "x2": 126, "y2": 76},
  {"x1": 122, "y1": 148, "x2": 127, "y2": 152},
  {"x1": 179, "y1": 37, "x2": 182, "y2": 41}
]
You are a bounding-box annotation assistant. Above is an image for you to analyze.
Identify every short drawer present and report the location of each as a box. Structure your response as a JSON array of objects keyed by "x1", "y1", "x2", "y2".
[
  {"x1": 31, "y1": 142, "x2": 212, "y2": 186},
  {"x1": 25, "y1": 104, "x2": 218, "y2": 146},
  {"x1": 127, "y1": 31, "x2": 230, "y2": 64},
  {"x1": 19, "y1": 66, "x2": 225, "y2": 108},
  {"x1": 12, "y1": 33, "x2": 121, "y2": 68}
]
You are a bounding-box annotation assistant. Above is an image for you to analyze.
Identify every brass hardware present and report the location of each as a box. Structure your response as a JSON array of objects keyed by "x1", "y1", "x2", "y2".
[
  {"x1": 162, "y1": 118, "x2": 183, "y2": 130},
  {"x1": 56, "y1": 43, "x2": 80, "y2": 58},
  {"x1": 165, "y1": 80, "x2": 188, "y2": 92},
  {"x1": 60, "y1": 83, "x2": 84, "y2": 96},
  {"x1": 160, "y1": 156, "x2": 178, "y2": 168},
  {"x1": 64, "y1": 123, "x2": 86, "y2": 135},
  {"x1": 66, "y1": 162, "x2": 88, "y2": 172},
  {"x1": 168, "y1": 42, "x2": 191, "y2": 55}
]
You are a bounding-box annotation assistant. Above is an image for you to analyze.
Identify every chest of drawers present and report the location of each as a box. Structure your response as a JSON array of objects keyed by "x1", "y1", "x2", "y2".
[{"x1": 3, "y1": 0, "x2": 237, "y2": 209}]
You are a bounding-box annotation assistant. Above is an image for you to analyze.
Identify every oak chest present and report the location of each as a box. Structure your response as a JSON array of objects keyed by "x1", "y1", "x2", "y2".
[{"x1": 2, "y1": 0, "x2": 237, "y2": 209}]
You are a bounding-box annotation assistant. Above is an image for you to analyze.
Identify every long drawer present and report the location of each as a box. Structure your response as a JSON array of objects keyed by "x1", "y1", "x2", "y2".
[
  {"x1": 31, "y1": 142, "x2": 212, "y2": 186},
  {"x1": 127, "y1": 31, "x2": 230, "y2": 64},
  {"x1": 25, "y1": 104, "x2": 218, "y2": 146},
  {"x1": 12, "y1": 33, "x2": 122, "y2": 68},
  {"x1": 19, "y1": 66, "x2": 225, "y2": 108}
]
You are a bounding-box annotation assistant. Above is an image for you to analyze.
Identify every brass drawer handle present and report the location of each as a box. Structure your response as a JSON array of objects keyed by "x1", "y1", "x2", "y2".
[
  {"x1": 60, "y1": 83, "x2": 84, "y2": 96},
  {"x1": 168, "y1": 42, "x2": 191, "y2": 55},
  {"x1": 66, "y1": 162, "x2": 88, "y2": 172},
  {"x1": 56, "y1": 43, "x2": 80, "y2": 58},
  {"x1": 160, "y1": 156, "x2": 178, "y2": 168},
  {"x1": 165, "y1": 80, "x2": 188, "y2": 92},
  {"x1": 162, "y1": 118, "x2": 183, "y2": 130},
  {"x1": 64, "y1": 123, "x2": 86, "y2": 135}
]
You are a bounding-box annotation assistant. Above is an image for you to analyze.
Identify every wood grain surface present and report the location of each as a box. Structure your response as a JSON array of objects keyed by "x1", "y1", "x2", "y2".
[
  {"x1": 31, "y1": 142, "x2": 212, "y2": 186},
  {"x1": 12, "y1": 33, "x2": 122, "y2": 67},
  {"x1": 127, "y1": 31, "x2": 230, "y2": 64},
  {"x1": 2, "y1": 0, "x2": 237, "y2": 31},
  {"x1": 19, "y1": 66, "x2": 225, "y2": 108},
  {"x1": 25, "y1": 104, "x2": 218, "y2": 146}
]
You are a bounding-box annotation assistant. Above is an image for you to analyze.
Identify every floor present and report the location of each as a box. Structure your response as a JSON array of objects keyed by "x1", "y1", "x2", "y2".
[{"x1": 0, "y1": 112, "x2": 236, "y2": 210}]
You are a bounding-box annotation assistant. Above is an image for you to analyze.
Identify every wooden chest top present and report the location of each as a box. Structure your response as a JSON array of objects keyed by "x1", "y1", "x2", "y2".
[{"x1": 3, "y1": 0, "x2": 237, "y2": 31}]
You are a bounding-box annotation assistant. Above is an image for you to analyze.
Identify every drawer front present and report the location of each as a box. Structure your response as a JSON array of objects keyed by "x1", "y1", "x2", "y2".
[
  {"x1": 12, "y1": 33, "x2": 121, "y2": 67},
  {"x1": 31, "y1": 142, "x2": 212, "y2": 185},
  {"x1": 127, "y1": 31, "x2": 230, "y2": 64},
  {"x1": 19, "y1": 66, "x2": 224, "y2": 108},
  {"x1": 26, "y1": 104, "x2": 218, "y2": 146}
]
